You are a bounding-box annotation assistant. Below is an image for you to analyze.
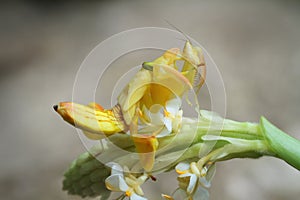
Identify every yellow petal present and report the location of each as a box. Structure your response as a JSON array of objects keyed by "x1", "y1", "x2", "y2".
[
  {"x1": 54, "y1": 102, "x2": 125, "y2": 138},
  {"x1": 132, "y1": 135, "x2": 159, "y2": 172},
  {"x1": 118, "y1": 69, "x2": 152, "y2": 111},
  {"x1": 118, "y1": 69, "x2": 152, "y2": 125},
  {"x1": 153, "y1": 64, "x2": 192, "y2": 99},
  {"x1": 149, "y1": 83, "x2": 174, "y2": 107}
]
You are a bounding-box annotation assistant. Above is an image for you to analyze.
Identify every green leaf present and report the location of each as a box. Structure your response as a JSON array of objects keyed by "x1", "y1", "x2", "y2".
[{"x1": 260, "y1": 117, "x2": 300, "y2": 171}]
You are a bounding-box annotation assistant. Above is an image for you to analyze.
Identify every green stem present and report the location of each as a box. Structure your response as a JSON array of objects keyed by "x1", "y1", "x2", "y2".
[
  {"x1": 102, "y1": 115, "x2": 300, "y2": 172},
  {"x1": 260, "y1": 117, "x2": 300, "y2": 171}
]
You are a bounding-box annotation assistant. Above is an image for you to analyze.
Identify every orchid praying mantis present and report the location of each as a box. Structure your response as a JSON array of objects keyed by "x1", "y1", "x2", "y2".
[{"x1": 54, "y1": 38, "x2": 300, "y2": 200}]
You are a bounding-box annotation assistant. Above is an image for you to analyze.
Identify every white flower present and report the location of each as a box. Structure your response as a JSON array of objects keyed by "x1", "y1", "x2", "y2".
[
  {"x1": 170, "y1": 162, "x2": 210, "y2": 200},
  {"x1": 163, "y1": 98, "x2": 183, "y2": 133},
  {"x1": 105, "y1": 163, "x2": 148, "y2": 200},
  {"x1": 141, "y1": 98, "x2": 183, "y2": 137}
]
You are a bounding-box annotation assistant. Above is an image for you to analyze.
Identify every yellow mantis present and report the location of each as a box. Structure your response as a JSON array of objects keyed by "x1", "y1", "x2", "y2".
[{"x1": 54, "y1": 39, "x2": 206, "y2": 171}]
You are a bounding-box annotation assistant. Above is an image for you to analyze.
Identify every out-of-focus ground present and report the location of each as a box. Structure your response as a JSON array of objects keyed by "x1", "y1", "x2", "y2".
[{"x1": 0, "y1": 0, "x2": 299, "y2": 199}]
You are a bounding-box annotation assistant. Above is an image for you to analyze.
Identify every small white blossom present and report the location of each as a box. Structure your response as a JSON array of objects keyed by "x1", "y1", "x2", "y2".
[
  {"x1": 171, "y1": 162, "x2": 209, "y2": 200},
  {"x1": 105, "y1": 163, "x2": 148, "y2": 200},
  {"x1": 141, "y1": 97, "x2": 183, "y2": 137}
]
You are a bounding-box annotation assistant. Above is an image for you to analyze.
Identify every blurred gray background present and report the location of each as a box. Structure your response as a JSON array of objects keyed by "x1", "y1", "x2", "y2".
[{"x1": 0, "y1": 0, "x2": 299, "y2": 199}]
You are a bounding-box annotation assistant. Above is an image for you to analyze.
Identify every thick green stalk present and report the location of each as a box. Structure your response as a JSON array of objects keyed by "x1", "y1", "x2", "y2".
[{"x1": 260, "y1": 117, "x2": 300, "y2": 170}]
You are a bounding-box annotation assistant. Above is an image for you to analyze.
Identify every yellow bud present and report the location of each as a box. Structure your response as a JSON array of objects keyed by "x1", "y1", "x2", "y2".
[{"x1": 54, "y1": 102, "x2": 125, "y2": 139}]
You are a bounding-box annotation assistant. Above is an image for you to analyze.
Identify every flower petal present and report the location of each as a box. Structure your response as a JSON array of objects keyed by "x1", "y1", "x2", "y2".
[
  {"x1": 186, "y1": 174, "x2": 197, "y2": 195},
  {"x1": 134, "y1": 185, "x2": 144, "y2": 196},
  {"x1": 107, "y1": 162, "x2": 123, "y2": 176},
  {"x1": 118, "y1": 69, "x2": 152, "y2": 112},
  {"x1": 163, "y1": 117, "x2": 173, "y2": 133},
  {"x1": 179, "y1": 173, "x2": 193, "y2": 178},
  {"x1": 166, "y1": 98, "x2": 181, "y2": 115},
  {"x1": 130, "y1": 193, "x2": 147, "y2": 200},
  {"x1": 175, "y1": 163, "x2": 190, "y2": 174},
  {"x1": 153, "y1": 64, "x2": 191, "y2": 99},
  {"x1": 172, "y1": 110, "x2": 183, "y2": 133},
  {"x1": 132, "y1": 135, "x2": 159, "y2": 171},
  {"x1": 105, "y1": 174, "x2": 128, "y2": 192}
]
